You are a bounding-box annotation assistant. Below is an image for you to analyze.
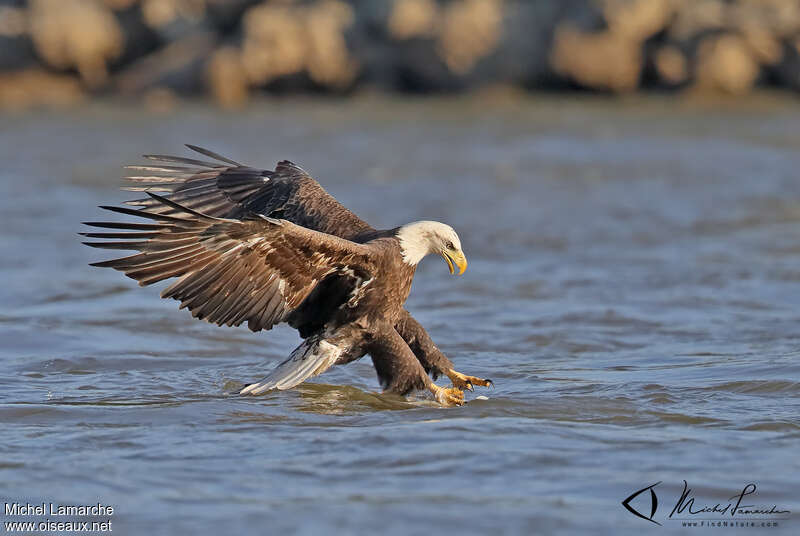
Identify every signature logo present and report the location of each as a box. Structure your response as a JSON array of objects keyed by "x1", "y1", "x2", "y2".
[
  {"x1": 621, "y1": 481, "x2": 661, "y2": 525},
  {"x1": 622, "y1": 481, "x2": 791, "y2": 526}
]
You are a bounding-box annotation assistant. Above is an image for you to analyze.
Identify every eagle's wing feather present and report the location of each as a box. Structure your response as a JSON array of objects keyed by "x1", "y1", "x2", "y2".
[
  {"x1": 123, "y1": 145, "x2": 373, "y2": 239},
  {"x1": 83, "y1": 193, "x2": 376, "y2": 332}
]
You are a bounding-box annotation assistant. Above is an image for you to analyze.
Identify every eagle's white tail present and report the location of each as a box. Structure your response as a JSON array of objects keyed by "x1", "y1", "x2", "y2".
[{"x1": 240, "y1": 336, "x2": 342, "y2": 395}]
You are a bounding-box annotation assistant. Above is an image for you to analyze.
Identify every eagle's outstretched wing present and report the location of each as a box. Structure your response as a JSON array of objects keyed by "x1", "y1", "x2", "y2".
[
  {"x1": 82, "y1": 193, "x2": 376, "y2": 332},
  {"x1": 123, "y1": 145, "x2": 373, "y2": 239}
]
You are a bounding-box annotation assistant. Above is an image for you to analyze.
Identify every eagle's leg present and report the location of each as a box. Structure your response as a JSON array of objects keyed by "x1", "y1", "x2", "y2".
[
  {"x1": 394, "y1": 310, "x2": 453, "y2": 378},
  {"x1": 395, "y1": 310, "x2": 492, "y2": 391},
  {"x1": 368, "y1": 326, "x2": 464, "y2": 407}
]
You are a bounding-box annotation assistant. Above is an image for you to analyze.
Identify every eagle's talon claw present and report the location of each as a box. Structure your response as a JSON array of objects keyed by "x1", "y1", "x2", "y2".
[{"x1": 446, "y1": 369, "x2": 492, "y2": 391}]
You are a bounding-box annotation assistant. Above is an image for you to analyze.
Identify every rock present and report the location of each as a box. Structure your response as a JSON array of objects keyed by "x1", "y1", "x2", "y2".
[
  {"x1": 28, "y1": 0, "x2": 124, "y2": 88},
  {"x1": 668, "y1": 0, "x2": 726, "y2": 41},
  {"x1": 487, "y1": 0, "x2": 559, "y2": 88},
  {"x1": 653, "y1": 44, "x2": 689, "y2": 86},
  {"x1": 140, "y1": 0, "x2": 211, "y2": 43},
  {"x1": 772, "y1": 40, "x2": 800, "y2": 92},
  {"x1": 436, "y1": 0, "x2": 503, "y2": 75},
  {"x1": 304, "y1": 0, "x2": 358, "y2": 88},
  {"x1": 240, "y1": 0, "x2": 358, "y2": 91},
  {"x1": 114, "y1": 31, "x2": 216, "y2": 95},
  {"x1": 141, "y1": 0, "x2": 204, "y2": 29},
  {"x1": 0, "y1": 4, "x2": 27, "y2": 38},
  {"x1": 375, "y1": 0, "x2": 526, "y2": 91},
  {"x1": 241, "y1": 3, "x2": 306, "y2": 86},
  {"x1": 549, "y1": 0, "x2": 672, "y2": 93},
  {"x1": 728, "y1": 0, "x2": 800, "y2": 41},
  {"x1": 388, "y1": 0, "x2": 438, "y2": 40},
  {"x1": 204, "y1": 0, "x2": 260, "y2": 33},
  {"x1": 0, "y1": 5, "x2": 37, "y2": 72},
  {"x1": 603, "y1": 0, "x2": 672, "y2": 41},
  {"x1": 740, "y1": 26, "x2": 783, "y2": 66},
  {"x1": 694, "y1": 33, "x2": 760, "y2": 94},
  {"x1": 206, "y1": 45, "x2": 249, "y2": 108},
  {"x1": 0, "y1": 68, "x2": 84, "y2": 110},
  {"x1": 100, "y1": 0, "x2": 138, "y2": 9},
  {"x1": 112, "y1": 2, "x2": 161, "y2": 67},
  {"x1": 550, "y1": 24, "x2": 642, "y2": 92}
]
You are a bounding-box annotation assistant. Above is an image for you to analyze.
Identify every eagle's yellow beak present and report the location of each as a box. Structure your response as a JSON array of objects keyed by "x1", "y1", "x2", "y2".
[{"x1": 441, "y1": 250, "x2": 467, "y2": 275}]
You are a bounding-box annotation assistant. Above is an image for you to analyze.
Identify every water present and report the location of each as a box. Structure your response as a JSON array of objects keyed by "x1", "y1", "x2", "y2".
[{"x1": 1, "y1": 96, "x2": 799, "y2": 534}]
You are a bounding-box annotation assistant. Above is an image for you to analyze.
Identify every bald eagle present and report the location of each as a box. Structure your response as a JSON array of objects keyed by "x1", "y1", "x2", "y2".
[{"x1": 82, "y1": 145, "x2": 491, "y2": 405}]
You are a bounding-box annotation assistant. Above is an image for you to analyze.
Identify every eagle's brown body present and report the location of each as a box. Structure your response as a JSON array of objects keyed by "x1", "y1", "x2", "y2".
[{"x1": 82, "y1": 146, "x2": 490, "y2": 404}]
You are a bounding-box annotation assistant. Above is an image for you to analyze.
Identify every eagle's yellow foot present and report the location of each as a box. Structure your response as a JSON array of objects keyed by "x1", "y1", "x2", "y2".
[
  {"x1": 430, "y1": 383, "x2": 465, "y2": 407},
  {"x1": 446, "y1": 369, "x2": 493, "y2": 392}
]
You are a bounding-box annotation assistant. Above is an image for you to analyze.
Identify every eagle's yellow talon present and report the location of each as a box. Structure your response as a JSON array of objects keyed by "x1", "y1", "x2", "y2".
[
  {"x1": 430, "y1": 384, "x2": 465, "y2": 407},
  {"x1": 446, "y1": 369, "x2": 492, "y2": 391}
]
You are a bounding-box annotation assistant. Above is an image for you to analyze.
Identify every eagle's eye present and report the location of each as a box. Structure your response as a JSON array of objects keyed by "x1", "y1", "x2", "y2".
[{"x1": 445, "y1": 240, "x2": 454, "y2": 250}]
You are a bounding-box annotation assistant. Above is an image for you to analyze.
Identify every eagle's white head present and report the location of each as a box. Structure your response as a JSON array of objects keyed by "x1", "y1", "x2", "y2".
[{"x1": 396, "y1": 221, "x2": 467, "y2": 275}]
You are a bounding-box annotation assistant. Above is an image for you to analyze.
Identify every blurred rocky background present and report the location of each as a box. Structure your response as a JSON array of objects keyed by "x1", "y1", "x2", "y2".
[{"x1": 1, "y1": 0, "x2": 799, "y2": 110}]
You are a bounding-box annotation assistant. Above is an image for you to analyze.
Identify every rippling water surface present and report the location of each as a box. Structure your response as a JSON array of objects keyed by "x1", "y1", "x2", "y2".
[{"x1": 1, "y1": 96, "x2": 799, "y2": 534}]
